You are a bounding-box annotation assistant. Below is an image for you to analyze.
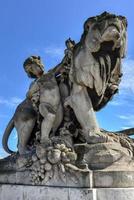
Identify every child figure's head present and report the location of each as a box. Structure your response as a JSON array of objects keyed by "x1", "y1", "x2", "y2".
[{"x1": 23, "y1": 56, "x2": 44, "y2": 78}]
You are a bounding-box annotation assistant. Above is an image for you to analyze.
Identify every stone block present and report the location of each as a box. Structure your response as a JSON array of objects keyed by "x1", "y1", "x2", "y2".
[
  {"x1": 93, "y1": 170, "x2": 134, "y2": 188},
  {"x1": 97, "y1": 188, "x2": 134, "y2": 200},
  {"x1": 0, "y1": 170, "x2": 93, "y2": 188},
  {"x1": 23, "y1": 186, "x2": 69, "y2": 200},
  {"x1": 0, "y1": 185, "x2": 23, "y2": 200},
  {"x1": 1, "y1": 185, "x2": 134, "y2": 200},
  {"x1": 68, "y1": 188, "x2": 94, "y2": 200},
  {"x1": 0, "y1": 184, "x2": 94, "y2": 200}
]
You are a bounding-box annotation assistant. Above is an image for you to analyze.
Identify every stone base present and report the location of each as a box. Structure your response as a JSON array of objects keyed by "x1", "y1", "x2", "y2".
[
  {"x1": 1, "y1": 169, "x2": 134, "y2": 188},
  {"x1": 0, "y1": 184, "x2": 134, "y2": 200},
  {"x1": 0, "y1": 170, "x2": 92, "y2": 188}
]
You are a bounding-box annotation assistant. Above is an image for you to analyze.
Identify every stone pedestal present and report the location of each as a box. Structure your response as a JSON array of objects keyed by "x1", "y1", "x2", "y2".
[
  {"x1": 0, "y1": 184, "x2": 134, "y2": 200},
  {"x1": 1, "y1": 169, "x2": 134, "y2": 188}
]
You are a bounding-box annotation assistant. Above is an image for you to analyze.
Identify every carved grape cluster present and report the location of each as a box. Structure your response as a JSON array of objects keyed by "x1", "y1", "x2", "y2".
[{"x1": 30, "y1": 143, "x2": 77, "y2": 185}]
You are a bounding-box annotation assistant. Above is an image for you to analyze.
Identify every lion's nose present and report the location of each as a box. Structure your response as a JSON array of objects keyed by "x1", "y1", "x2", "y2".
[
  {"x1": 101, "y1": 26, "x2": 120, "y2": 42},
  {"x1": 111, "y1": 28, "x2": 120, "y2": 39}
]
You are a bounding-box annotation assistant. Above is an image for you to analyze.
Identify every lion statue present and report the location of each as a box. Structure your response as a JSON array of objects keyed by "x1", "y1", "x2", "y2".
[
  {"x1": 65, "y1": 12, "x2": 127, "y2": 135},
  {"x1": 2, "y1": 12, "x2": 127, "y2": 155}
]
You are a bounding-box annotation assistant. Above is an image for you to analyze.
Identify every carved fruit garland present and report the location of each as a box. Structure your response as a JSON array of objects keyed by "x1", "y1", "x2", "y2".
[{"x1": 30, "y1": 144, "x2": 77, "y2": 185}]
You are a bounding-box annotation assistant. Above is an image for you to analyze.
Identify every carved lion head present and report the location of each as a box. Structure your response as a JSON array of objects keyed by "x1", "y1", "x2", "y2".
[{"x1": 82, "y1": 12, "x2": 127, "y2": 58}]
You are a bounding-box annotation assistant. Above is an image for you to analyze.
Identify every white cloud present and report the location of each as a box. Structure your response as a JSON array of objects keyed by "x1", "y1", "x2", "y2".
[
  {"x1": 119, "y1": 115, "x2": 129, "y2": 120},
  {"x1": 109, "y1": 99, "x2": 124, "y2": 106},
  {"x1": 0, "y1": 148, "x2": 8, "y2": 159},
  {"x1": 11, "y1": 97, "x2": 22, "y2": 105},
  {"x1": 26, "y1": 45, "x2": 65, "y2": 62},
  {"x1": 118, "y1": 114, "x2": 134, "y2": 127},
  {"x1": 0, "y1": 96, "x2": 22, "y2": 108},
  {"x1": 121, "y1": 126, "x2": 132, "y2": 130},
  {"x1": 44, "y1": 46, "x2": 64, "y2": 58},
  {"x1": 109, "y1": 58, "x2": 134, "y2": 107},
  {"x1": 120, "y1": 59, "x2": 134, "y2": 93},
  {"x1": 13, "y1": 130, "x2": 18, "y2": 140}
]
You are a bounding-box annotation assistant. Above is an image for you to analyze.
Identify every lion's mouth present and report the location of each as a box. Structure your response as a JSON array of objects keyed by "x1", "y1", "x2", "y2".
[
  {"x1": 92, "y1": 40, "x2": 120, "y2": 73},
  {"x1": 80, "y1": 13, "x2": 127, "y2": 110},
  {"x1": 90, "y1": 40, "x2": 122, "y2": 110},
  {"x1": 101, "y1": 24, "x2": 121, "y2": 48},
  {"x1": 92, "y1": 21, "x2": 126, "y2": 74}
]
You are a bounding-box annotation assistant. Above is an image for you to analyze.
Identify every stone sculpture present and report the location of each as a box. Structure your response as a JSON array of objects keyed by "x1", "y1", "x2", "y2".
[{"x1": 1, "y1": 12, "x2": 134, "y2": 188}]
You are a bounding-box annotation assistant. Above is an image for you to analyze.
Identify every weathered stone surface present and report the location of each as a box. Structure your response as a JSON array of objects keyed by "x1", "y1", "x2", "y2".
[
  {"x1": 1, "y1": 169, "x2": 134, "y2": 188},
  {"x1": 0, "y1": 185, "x2": 93, "y2": 200},
  {"x1": 97, "y1": 188, "x2": 134, "y2": 200},
  {"x1": 93, "y1": 170, "x2": 134, "y2": 188},
  {"x1": 0, "y1": 170, "x2": 92, "y2": 188},
  {"x1": 0, "y1": 171, "x2": 31, "y2": 185},
  {"x1": 84, "y1": 142, "x2": 132, "y2": 170},
  {"x1": 1, "y1": 185, "x2": 23, "y2": 200},
  {"x1": 1, "y1": 185, "x2": 134, "y2": 200},
  {"x1": 68, "y1": 188, "x2": 94, "y2": 200}
]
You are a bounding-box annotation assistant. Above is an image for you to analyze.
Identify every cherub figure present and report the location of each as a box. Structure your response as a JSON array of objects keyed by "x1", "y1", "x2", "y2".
[
  {"x1": 24, "y1": 56, "x2": 63, "y2": 144},
  {"x1": 2, "y1": 56, "x2": 63, "y2": 155}
]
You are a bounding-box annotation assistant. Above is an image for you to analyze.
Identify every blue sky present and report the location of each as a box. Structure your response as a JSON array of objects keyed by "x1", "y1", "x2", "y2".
[{"x1": 0, "y1": 0, "x2": 134, "y2": 157}]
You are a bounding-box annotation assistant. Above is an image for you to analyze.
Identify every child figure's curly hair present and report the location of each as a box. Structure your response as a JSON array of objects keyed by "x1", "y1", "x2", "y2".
[{"x1": 23, "y1": 55, "x2": 44, "y2": 78}]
